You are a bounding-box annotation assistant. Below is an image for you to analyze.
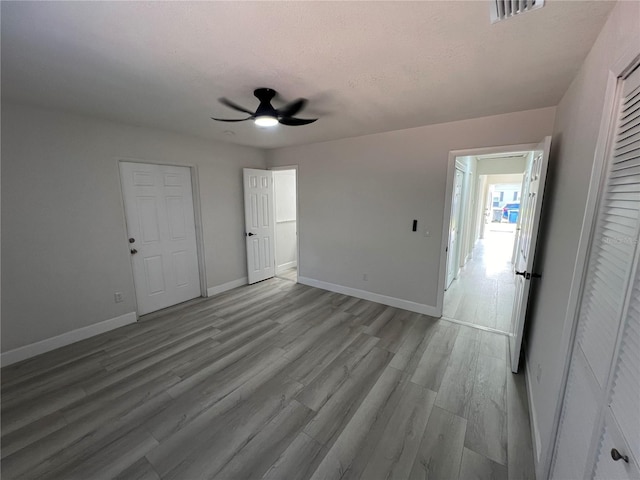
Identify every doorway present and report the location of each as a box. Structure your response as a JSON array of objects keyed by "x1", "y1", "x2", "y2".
[
  {"x1": 441, "y1": 150, "x2": 532, "y2": 334},
  {"x1": 439, "y1": 139, "x2": 551, "y2": 373},
  {"x1": 272, "y1": 168, "x2": 298, "y2": 283},
  {"x1": 242, "y1": 166, "x2": 299, "y2": 284}
]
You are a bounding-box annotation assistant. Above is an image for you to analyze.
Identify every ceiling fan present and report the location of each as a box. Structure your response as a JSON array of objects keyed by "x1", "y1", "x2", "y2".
[{"x1": 211, "y1": 88, "x2": 318, "y2": 127}]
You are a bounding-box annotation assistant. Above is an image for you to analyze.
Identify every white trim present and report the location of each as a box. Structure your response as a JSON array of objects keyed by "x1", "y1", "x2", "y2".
[
  {"x1": 190, "y1": 164, "x2": 209, "y2": 298},
  {"x1": 276, "y1": 261, "x2": 297, "y2": 274},
  {"x1": 206, "y1": 277, "x2": 248, "y2": 297},
  {"x1": 1, "y1": 312, "x2": 137, "y2": 367},
  {"x1": 298, "y1": 276, "x2": 440, "y2": 317},
  {"x1": 526, "y1": 352, "x2": 543, "y2": 478}
]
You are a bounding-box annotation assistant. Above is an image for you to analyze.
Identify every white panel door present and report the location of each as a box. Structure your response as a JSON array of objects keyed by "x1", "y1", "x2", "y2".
[
  {"x1": 120, "y1": 162, "x2": 201, "y2": 315},
  {"x1": 511, "y1": 162, "x2": 530, "y2": 264},
  {"x1": 244, "y1": 168, "x2": 275, "y2": 284},
  {"x1": 446, "y1": 168, "x2": 464, "y2": 289},
  {"x1": 509, "y1": 136, "x2": 551, "y2": 373}
]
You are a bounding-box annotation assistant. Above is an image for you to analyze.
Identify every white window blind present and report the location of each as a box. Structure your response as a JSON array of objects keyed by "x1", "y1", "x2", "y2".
[{"x1": 578, "y1": 66, "x2": 640, "y2": 389}]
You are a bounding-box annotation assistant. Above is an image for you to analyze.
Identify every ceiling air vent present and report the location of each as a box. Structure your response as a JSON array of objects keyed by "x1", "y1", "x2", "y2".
[{"x1": 490, "y1": 0, "x2": 544, "y2": 23}]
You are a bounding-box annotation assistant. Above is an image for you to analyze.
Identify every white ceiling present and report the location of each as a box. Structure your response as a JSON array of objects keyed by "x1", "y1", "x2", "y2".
[{"x1": 1, "y1": 1, "x2": 614, "y2": 149}]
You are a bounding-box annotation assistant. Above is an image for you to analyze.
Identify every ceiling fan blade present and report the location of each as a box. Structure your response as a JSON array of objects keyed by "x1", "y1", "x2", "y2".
[
  {"x1": 211, "y1": 117, "x2": 252, "y2": 122},
  {"x1": 218, "y1": 97, "x2": 254, "y2": 115},
  {"x1": 277, "y1": 99, "x2": 307, "y2": 118},
  {"x1": 279, "y1": 117, "x2": 317, "y2": 126}
]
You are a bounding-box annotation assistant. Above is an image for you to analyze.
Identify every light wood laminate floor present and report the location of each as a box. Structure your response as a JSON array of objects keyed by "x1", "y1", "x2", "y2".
[
  {"x1": 1, "y1": 278, "x2": 535, "y2": 479},
  {"x1": 443, "y1": 225, "x2": 517, "y2": 333},
  {"x1": 276, "y1": 267, "x2": 298, "y2": 283}
]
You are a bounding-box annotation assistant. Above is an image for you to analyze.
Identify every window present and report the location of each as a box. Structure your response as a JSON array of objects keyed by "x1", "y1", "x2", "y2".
[
  {"x1": 513, "y1": 192, "x2": 518, "y2": 201},
  {"x1": 499, "y1": 192, "x2": 504, "y2": 202}
]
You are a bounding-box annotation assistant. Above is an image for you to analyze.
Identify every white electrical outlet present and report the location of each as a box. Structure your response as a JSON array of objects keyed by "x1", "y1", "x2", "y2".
[
  {"x1": 362, "y1": 274, "x2": 368, "y2": 281},
  {"x1": 114, "y1": 292, "x2": 124, "y2": 303}
]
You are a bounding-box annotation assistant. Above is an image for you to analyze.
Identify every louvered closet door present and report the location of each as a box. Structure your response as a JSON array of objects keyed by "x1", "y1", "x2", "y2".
[
  {"x1": 593, "y1": 268, "x2": 640, "y2": 478},
  {"x1": 552, "y1": 66, "x2": 640, "y2": 479}
]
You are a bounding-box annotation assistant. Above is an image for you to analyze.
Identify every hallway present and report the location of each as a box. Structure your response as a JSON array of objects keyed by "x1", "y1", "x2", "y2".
[{"x1": 443, "y1": 224, "x2": 517, "y2": 333}]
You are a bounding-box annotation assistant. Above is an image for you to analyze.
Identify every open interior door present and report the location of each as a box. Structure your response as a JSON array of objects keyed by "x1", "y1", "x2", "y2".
[
  {"x1": 511, "y1": 160, "x2": 530, "y2": 265},
  {"x1": 509, "y1": 136, "x2": 551, "y2": 373},
  {"x1": 446, "y1": 168, "x2": 464, "y2": 289},
  {"x1": 243, "y1": 168, "x2": 276, "y2": 284}
]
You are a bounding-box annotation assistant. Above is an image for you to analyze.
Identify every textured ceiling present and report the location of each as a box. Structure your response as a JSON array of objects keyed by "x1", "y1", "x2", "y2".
[{"x1": 1, "y1": 1, "x2": 614, "y2": 149}]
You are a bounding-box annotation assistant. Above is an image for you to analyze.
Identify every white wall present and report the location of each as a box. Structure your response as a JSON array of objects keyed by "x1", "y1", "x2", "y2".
[
  {"x1": 273, "y1": 169, "x2": 297, "y2": 270},
  {"x1": 485, "y1": 174, "x2": 525, "y2": 185},
  {"x1": 266, "y1": 106, "x2": 555, "y2": 311},
  {"x1": 524, "y1": 1, "x2": 640, "y2": 477},
  {"x1": 476, "y1": 155, "x2": 527, "y2": 175},
  {"x1": 1, "y1": 102, "x2": 266, "y2": 353}
]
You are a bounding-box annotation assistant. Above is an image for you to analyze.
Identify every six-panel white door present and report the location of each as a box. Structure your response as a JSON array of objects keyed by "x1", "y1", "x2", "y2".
[
  {"x1": 120, "y1": 162, "x2": 201, "y2": 315},
  {"x1": 243, "y1": 168, "x2": 276, "y2": 284},
  {"x1": 509, "y1": 136, "x2": 551, "y2": 373}
]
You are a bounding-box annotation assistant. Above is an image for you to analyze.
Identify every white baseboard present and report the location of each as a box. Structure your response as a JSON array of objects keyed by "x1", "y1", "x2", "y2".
[
  {"x1": 1, "y1": 312, "x2": 137, "y2": 367},
  {"x1": 207, "y1": 277, "x2": 248, "y2": 297},
  {"x1": 525, "y1": 353, "x2": 543, "y2": 479},
  {"x1": 298, "y1": 276, "x2": 440, "y2": 317},
  {"x1": 276, "y1": 261, "x2": 297, "y2": 274}
]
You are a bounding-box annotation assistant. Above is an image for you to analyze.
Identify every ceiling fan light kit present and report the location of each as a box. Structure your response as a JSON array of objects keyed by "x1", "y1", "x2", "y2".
[
  {"x1": 254, "y1": 115, "x2": 279, "y2": 127},
  {"x1": 212, "y1": 88, "x2": 317, "y2": 128}
]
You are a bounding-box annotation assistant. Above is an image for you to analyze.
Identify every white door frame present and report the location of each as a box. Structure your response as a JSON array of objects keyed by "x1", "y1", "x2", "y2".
[
  {"x1": 116, "y1": 157, "x2": 208, "y2": 316},
  {"x1": 270, "y1": 165, "x2": 300, "y2": 279},
  {"x1": 437, "y1": 143, "x2": 537, "y2": 316},
  {"x1": 542, "y1": 48, "x2": 640, "y2": 480}
]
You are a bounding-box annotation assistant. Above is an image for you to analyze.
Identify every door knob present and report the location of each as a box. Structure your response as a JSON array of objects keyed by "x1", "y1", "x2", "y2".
[
  {"x1": 246, "y1": 232, "x2": 256, "y2": 237},
  {"x1": 128, "y1": 238, "x2": 135, "y2": 243},
  {"x1": 130, "y1": 248, "x2": 138, "y2": 254},
  {"x1": 611, "y1": 448, "x2": 629, "y2": 463},
  {"x1": 516, "y1": 270, "x2": 527, "y2": 276}
]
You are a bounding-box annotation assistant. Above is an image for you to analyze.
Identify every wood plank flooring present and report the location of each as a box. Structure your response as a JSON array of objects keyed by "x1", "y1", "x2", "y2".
[
  {"x1": 276, "y1": 267, "x2": 298, "y2": 282},
  {"x1": 1, "y1": 277, "x2": 534, "y2": 479},
  {"x1": 443, "y1": 225, "x2": 517, "y2": 333}
]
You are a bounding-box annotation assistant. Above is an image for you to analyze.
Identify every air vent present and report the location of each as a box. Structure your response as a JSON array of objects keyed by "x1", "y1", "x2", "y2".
[{"x1": 490, "y1": 0, "x2": 544, "y2": 23}]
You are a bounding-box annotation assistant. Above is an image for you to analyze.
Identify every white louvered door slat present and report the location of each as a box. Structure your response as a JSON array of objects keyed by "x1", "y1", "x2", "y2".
[
  {"x1": 593, "y1": 410, "x2": 640, "y2": 480},
  {"x1": 608, "y1": 269, "x2": 640, "y2": 467},
  {"x1": 578, "y1": 65, "x2": 640, "y2": 388},
  {"x1": 552, "y1": 65, "x2": 640, "y2": 479}
]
